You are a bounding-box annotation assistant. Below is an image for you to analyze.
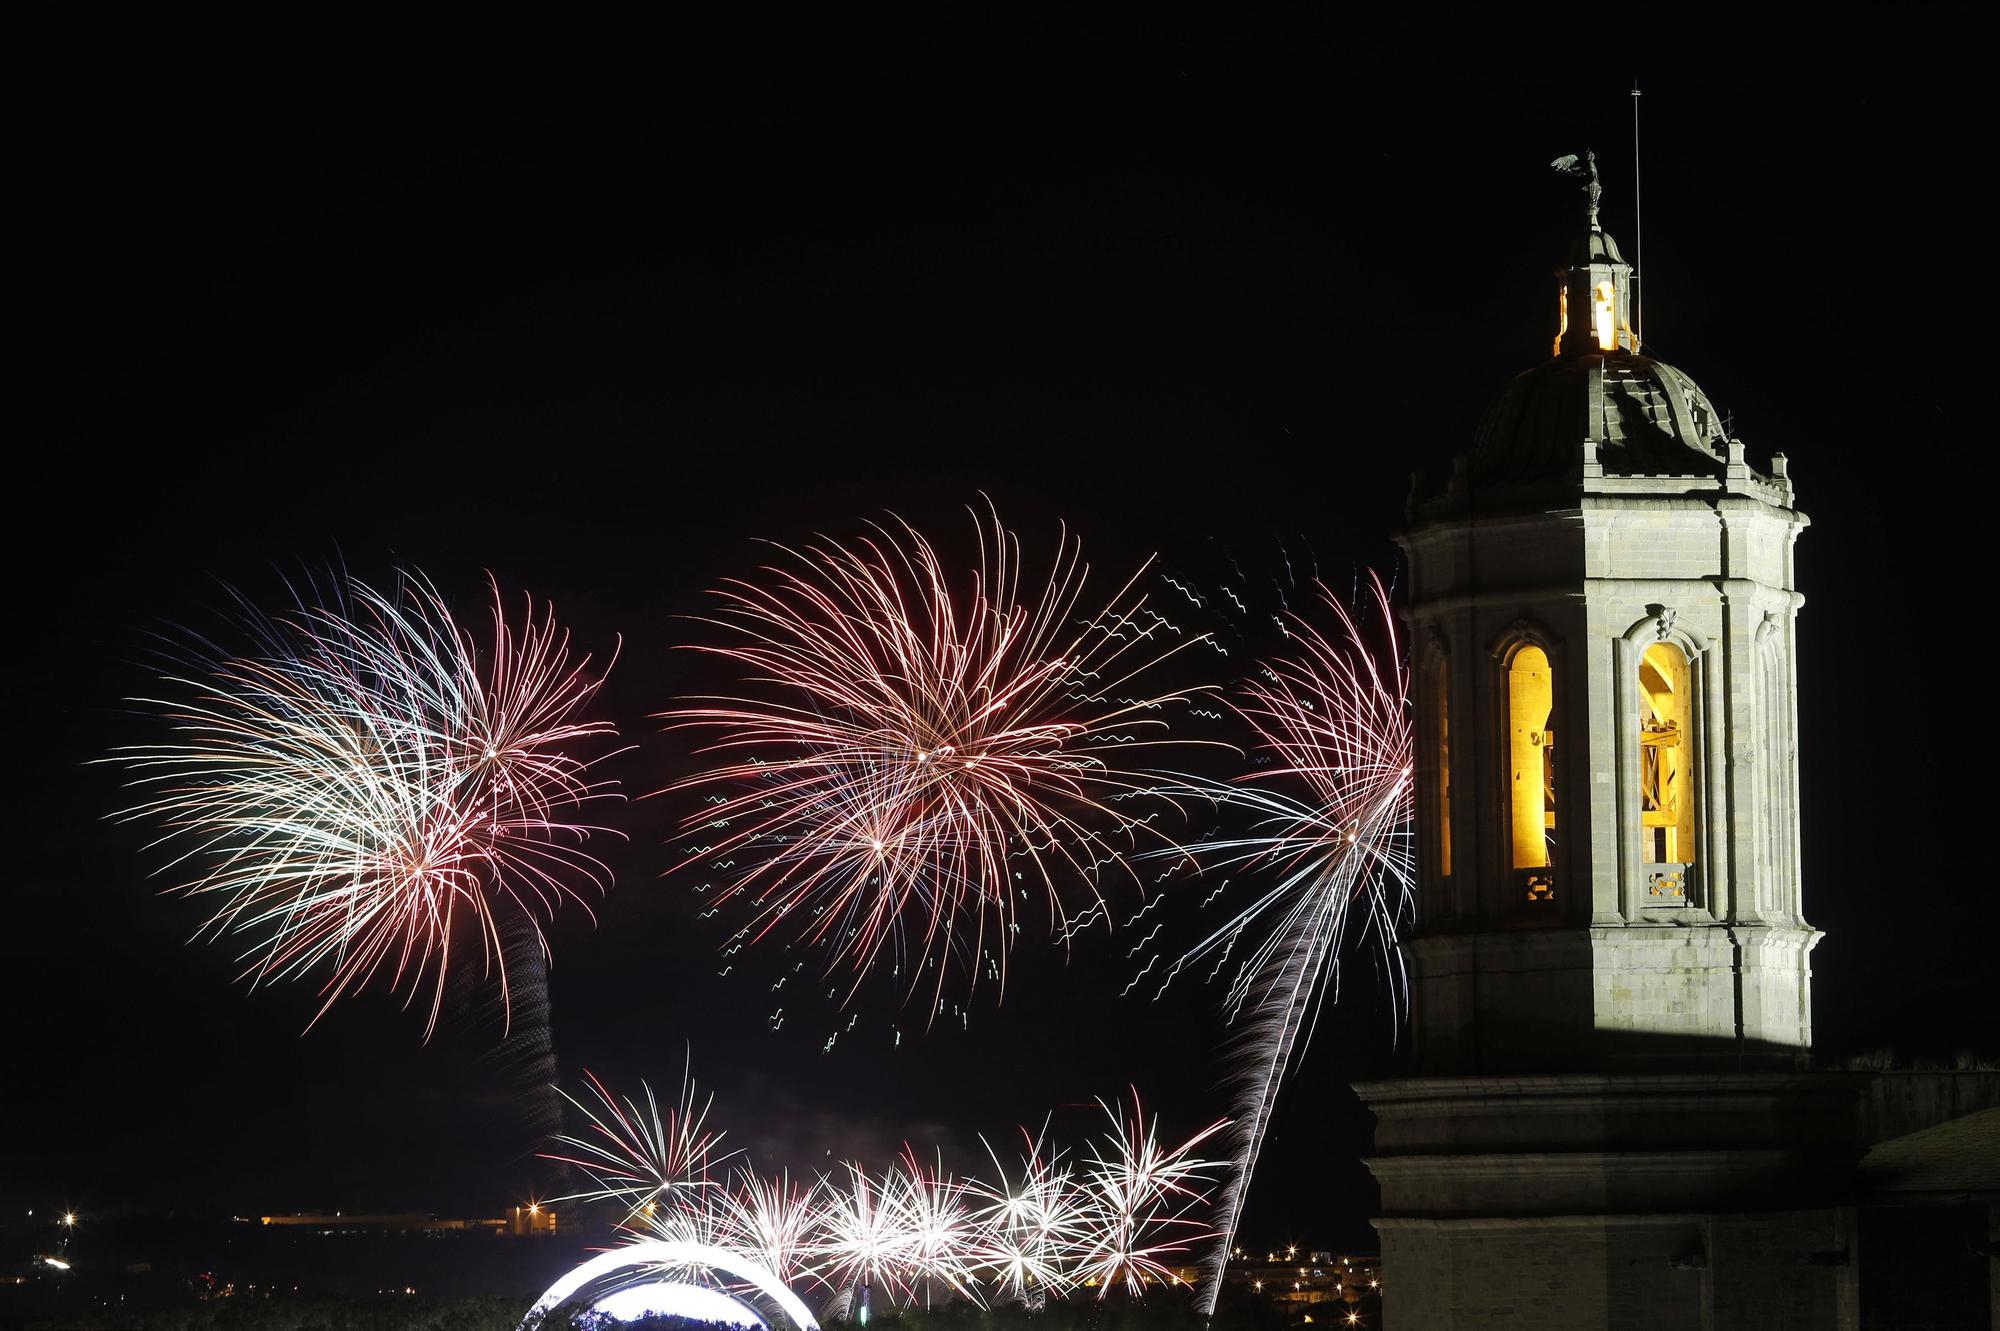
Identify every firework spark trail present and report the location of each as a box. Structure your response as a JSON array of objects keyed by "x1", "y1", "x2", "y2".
[
  {"x1": 1149, "y1": 572, "x2": 1415, "y2": 1316},
  {"x1": 965, "y1": 1125, "x2": 1084, "y2": 1303},
  {"x1": 883, "y1": 1148, "x2": 983, "y2": 1305},
  {"x1": 664, "y1": 504, "x2": 1225, "y2": 1014},
  {"x1": 545, "y1": 1060, "x2": 731, "y2": 1231},
  {"x1": 547, "y1": 1071, "x2": 1225, "y2": 1311},
  {"x1": 813, "y1": 1159, "x2": 916, "y2": 1314},
  {"x1": 108, "y1": 569, "x2": 625, "y2": 1037},
  {"x1": 713, "y1": 1170, "x2": 830, "y2": 1290},
  {"x1": 1069, "y1": 1090, "x2": 1228, "y2": 1299}
]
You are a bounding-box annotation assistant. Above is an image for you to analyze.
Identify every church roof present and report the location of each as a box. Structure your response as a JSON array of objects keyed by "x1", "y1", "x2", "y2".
[
  {"x1": 1857, "y1": 1106, "x2": 2000, "y2": 1201},
  {"x1": 1469, "y1": 350, "x2": 1730, "y2": 481}
]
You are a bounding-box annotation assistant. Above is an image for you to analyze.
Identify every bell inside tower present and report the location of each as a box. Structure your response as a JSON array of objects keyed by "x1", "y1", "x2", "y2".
[{"x1": 1639, "y1": 641, "x2": 1694, "y2": 866}]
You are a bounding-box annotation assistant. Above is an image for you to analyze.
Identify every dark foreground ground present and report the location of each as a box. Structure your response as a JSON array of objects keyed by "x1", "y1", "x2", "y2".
[{"x1": 4, "y1": 1286, "x2": 1330, "y2": 1331}]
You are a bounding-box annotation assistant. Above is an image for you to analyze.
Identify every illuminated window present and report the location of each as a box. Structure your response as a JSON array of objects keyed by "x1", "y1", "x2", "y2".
[
  {"x1": 1507, "y1": 645, "x2": 1555, "y2": 870},
  {"x1": 1593, "y1": 280, "x2": 1616, "y2": 351},
  {"x1": 1638, "y1": 643, "x2": 1693, "y2": 864}
]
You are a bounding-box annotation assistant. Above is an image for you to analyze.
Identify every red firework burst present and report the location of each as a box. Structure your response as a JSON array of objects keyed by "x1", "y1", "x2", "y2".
[
  {"x1": 664, "y1": 506, "x2": 1219, "y2": 1009},
  {"x1": 112, "y1": 570, "x2": 625, "y2": 1036}
]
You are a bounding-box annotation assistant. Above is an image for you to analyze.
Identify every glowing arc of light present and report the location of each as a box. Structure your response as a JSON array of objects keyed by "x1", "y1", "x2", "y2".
[
  {"x1": 591, "y1": 1280, "x2": 767, "y2": 1326},
  {"x1": 519, "y1": 1240, "x2": 820, "y2": 1331}
]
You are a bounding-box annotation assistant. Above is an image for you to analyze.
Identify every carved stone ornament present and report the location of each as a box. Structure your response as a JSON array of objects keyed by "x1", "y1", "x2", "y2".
[
  {"x1": 1494, "y1": 616, "x2": 1558, "y2": 663},
  {"x1": 1648, "y1": 606, "x2": 1678, "y2": 641},
  {"x1": 1647, "y1": 867, "x2": 1688, "y2": 902}
]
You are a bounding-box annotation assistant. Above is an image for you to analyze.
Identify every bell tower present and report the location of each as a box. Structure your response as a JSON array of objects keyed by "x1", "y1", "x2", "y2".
[
  {"x1": 1357, "y1": 167, "x2": 1865, "y2": 1328},
  {"x1": 1360, "y1": 165, "x2": 1856, "y2": 1327},
  {"x1": 1398, "y1": 181, "x2": 1815, "y2": 1074}
]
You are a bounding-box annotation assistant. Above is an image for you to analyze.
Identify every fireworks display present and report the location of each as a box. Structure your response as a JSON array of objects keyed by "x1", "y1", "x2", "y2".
[
  {"x1": 109, "y1": 569, "x2": 625, "y2": 1035},
  {"x1": 545, "y1": 1060, "x2": 728, "y2": 1230},
  {"x1": 1147, "y1": 571, "x2": 1415, "y2": 1312},
  {"x1": 550, "y1": 1069, "x2": 1225, "y2": 1311},
  {"x1": 964, "y1": 1127, "x2": 1078, "y2": 1304},
  {"x1": 99, "y1": 535, "x2": 1416, "y2": 1324},
  {"x1": 1067, "y1": 1091, "x2": 1228, "y2": 1298},
  {"x1": 713, "y1": 1169, "x2": 828, "y2": 1289},
  {"x1": 666, "y1": 505, "x2": 1220, "y2": 1011}
]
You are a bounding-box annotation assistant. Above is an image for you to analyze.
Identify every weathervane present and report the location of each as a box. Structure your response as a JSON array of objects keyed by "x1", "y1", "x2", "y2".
[{"x1": 1551, "y1": 149, "x2": 1601, "y2": 228}]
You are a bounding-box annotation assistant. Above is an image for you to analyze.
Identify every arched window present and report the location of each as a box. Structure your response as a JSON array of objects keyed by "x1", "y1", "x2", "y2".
[
  {"x1": 1592, "y1": 280, "x2": 1617, "y2": 350},
  {"x1": 1638, "y1": 642, "x2": 1694, "y2": 867},
  {"x1": 1506, "y1": 645, "x2": 1555, "y2": 872},
  {"x1": 1429, "y1": 656, "x2": 1452, "y2": 879}
]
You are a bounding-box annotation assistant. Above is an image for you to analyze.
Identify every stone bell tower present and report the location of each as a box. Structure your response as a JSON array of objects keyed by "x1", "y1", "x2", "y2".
[
  {"x1": 1356, "y1": 164, "x2": 1863, "y2": 1328},
  {"x1": 1399, "y1": 184, "x2": 1814, "y2": 1073}
]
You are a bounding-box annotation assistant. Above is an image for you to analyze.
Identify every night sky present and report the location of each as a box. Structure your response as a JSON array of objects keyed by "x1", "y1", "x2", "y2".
[{"x1": 10, "y1": 15, "x2": 1991, "y2": 1252}]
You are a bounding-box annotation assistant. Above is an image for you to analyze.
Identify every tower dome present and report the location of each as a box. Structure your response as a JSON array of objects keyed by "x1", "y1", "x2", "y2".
[
  {"x1": 1447, "y1": 202, "x2": 1749, "y2": 488},
  {"x1": 1566, "y1": 226, "x2": 1627, "y2": 267},
  {"x1": 1470, "y1": 350, "x2": 1729, "y2": 481}
]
